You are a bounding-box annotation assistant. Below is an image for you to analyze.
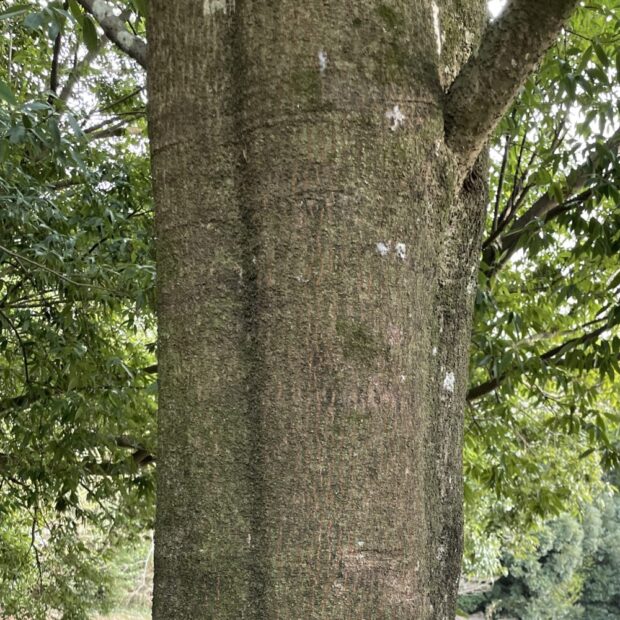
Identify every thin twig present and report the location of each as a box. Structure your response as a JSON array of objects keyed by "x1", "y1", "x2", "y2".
[
  {"x1": 493, "y1": 132, "x2": 512, "y2": 233},
  {"x1": 0, "y1": 307, "x2": 30, "y2": 384},
  {"x1": 0, "y1": 243, "x2": 121, "y2": 295},
  {"x1": 29, "y1": 507, "x2": 45, "y2": 602}
]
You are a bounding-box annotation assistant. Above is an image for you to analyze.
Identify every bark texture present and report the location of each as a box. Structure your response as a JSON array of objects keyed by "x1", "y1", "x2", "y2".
[{"x1": 148, "y1": 1, "x2": 487, "y2": 618}]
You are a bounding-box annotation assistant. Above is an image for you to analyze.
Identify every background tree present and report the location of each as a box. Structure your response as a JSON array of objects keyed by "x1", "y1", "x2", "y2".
[
  {"x1": 459, "y1": 469, "x2": 620, "y2": 619},
  {"x1": 463, "y1": 0, "x2": 620, "y2": 577}
]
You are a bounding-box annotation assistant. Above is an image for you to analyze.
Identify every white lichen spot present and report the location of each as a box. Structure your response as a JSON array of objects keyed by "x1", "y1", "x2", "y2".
[
  {"x1": 464, "y1": 29, "x2": 474, "y2": 45},
  {"x1": 400, "y1": 374, "x2": 407, "y2": 383},
  {"x1": 386, "y1": 105, "x2": 406, "y2": 131},
  {"x1": 376, "y1": 241, "x2": 390, "y2": 256},
  {"x1": 247, "y1": 533, "x2": 251, "y2": 545},
  {"x1": 318, "y1": 50, "x2": 328, "y2": 73},
  {"x1": 488, "y1": 0, "x2": 507, "y2": 19},
  {"x1": 511, "y1": 58, "x2": 518, "y2": 68},
  {"x1": 356, "y1": 540, "x2": 365, "y2": 548},
  {"x1": 395, "y1": 242, "x2": 407, "y2": 260},
  {"x1": 436, "y1": 544, "x2": 446, "y2": 560},
  {"x1": 203, "y1": 0, "x2": 231, "y2": 16},
  {"x1": 432, "y1": 2, "x2": 442, "y2": 56},
  {"x1": 432, "y1": 346, "x2": 438, "y2": 356},
  {"x1": 443, "y1": 371, "x2": 455, "y2": 393}
]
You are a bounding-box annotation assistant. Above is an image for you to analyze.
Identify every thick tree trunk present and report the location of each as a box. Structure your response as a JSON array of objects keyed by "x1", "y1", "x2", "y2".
[{"x1": 148, "y1": 1, "x2": 487, "y2": 618}]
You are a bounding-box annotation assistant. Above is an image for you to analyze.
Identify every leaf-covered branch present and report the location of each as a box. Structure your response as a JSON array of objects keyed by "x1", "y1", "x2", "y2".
[
  {"x1": 57, "y1": 35, "x2": 107, "y2": 104},
  {"x1": 483, "y1": 128, "x2": 620, "y2": 277},
  {"x1": 444, "y1": 0, "x2": 579, "y2": 177},
  {"x1": 0, "y1": 447, "x2": 155, "y2": 478},
  {"x1": 467, "y1": 320, "x2": 613, "y2": 402},
  {"x1": 76, "y1": 0, "x2": 147, "y2": 68}
]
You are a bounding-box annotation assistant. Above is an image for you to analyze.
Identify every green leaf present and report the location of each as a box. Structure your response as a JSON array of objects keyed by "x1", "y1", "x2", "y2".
[
  {"x1": 593, "y1": 42, "x2": 609, "y2": 67},
  {"x1": 530, "y1": 168, "x2": 553, "y2": 187},
  {"x1": 23, "y1": 101, "x2": 49, "y2": 112},
  {"x1": 66, "y1": 112, "x2": 84, "y2": 139},
  {"x1": 47, "y1": 117, "x2": 61, "y2": 147},
  {"x1": 577, "y1": 44, "x2": 593, "y2": 72},
  {"x1": 608, "y1": 270, "x2": 620, "y2": 291},
  {"x1": 23, "y1": 11, "x2": 45, "y2": 30},
  {"x1": 81, "y1": 14, "x2": 98, "y2": 52},
  {"x1": 68, "y1": 0, "x2": 82, "y2": 21},
  {"x1": 0, "y1": 79, "x2": 17, "y2": 106},
  {"x1": 47, "y1": 18, "x2": 61, "y2": 41},
  {"x1": 131, "y1": 0, "x2": 148, "y2": 18},
  {"x1": 0, "y1": 3, "x2": 30, "y2": 20},
  {"x1": 588, "y1": 65, "x2": 609, "y2": 84},
  {"x1": 550, "y1": 181, "x2": 564, "y2": 204},
  {"x1": 7, "y1": 125, "x2": 26, "y2": 143}
]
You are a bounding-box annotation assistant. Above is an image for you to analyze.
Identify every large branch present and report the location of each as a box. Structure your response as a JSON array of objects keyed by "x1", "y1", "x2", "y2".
[
  {"x1": 483, "y1": 128, "x2": 620, "y2": 277},
  {"x1": 444, "y1": 0, "x2": 578, "y2": 177},
  {"x1": 76, "y1": 0, "x2": 147, "y2": 68}
]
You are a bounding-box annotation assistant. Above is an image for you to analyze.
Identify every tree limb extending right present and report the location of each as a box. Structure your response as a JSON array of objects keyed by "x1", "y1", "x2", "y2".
[
  {"x1": 444, "y1": 0, "x2": 579, "y2": 179},
  {"x1": 76, "y1": 0, "x2": 147, "y2": 68}
]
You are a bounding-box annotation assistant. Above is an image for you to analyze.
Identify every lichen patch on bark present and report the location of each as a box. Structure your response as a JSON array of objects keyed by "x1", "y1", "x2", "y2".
[{"x1": 203, "y1": 0, "x2": 233, "y2": 16}]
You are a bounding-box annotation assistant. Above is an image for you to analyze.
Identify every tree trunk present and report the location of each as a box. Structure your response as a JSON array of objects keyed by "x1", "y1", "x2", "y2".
[{"x1": 148, "y1": 1, "x2": 487, "y2": 617}]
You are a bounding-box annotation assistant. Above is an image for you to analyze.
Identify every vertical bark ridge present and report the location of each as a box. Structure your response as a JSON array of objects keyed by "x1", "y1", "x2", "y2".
[
  {"x1": 423, "y1": 154, "x2": 490, "y2": 613},
  {"x1": 149, "y1": 3, "x2": 257, "y2": 617},
  {"x1": 231, "y1": 3, "x2": 270, "y2": 614}
]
